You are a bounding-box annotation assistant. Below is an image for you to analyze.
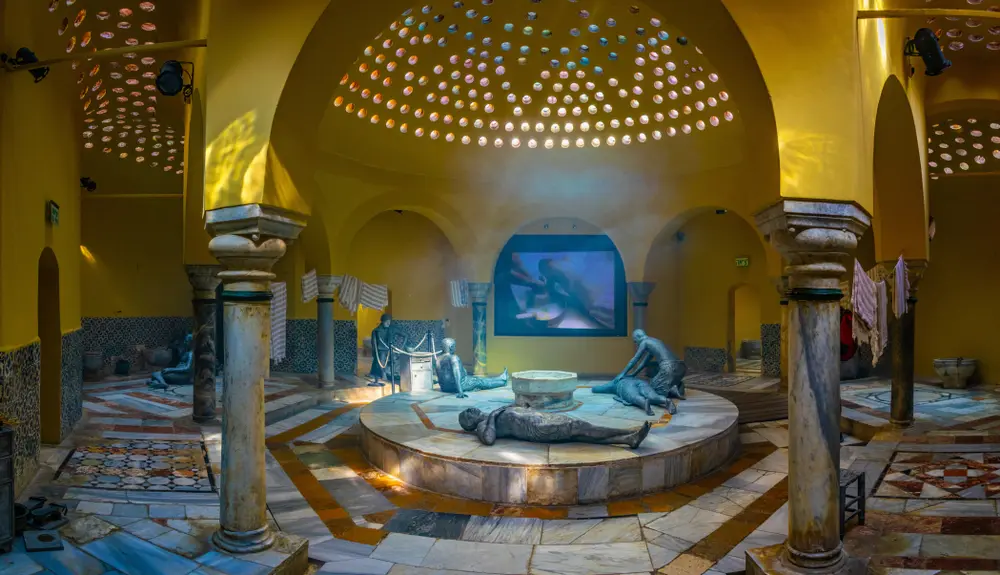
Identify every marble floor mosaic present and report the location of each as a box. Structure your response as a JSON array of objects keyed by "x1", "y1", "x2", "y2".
[
  {"x1": 841, "y1": 379, "x2": 1000, "y2": 428},
  {"x1": 54, "y1": 439, "x2": 215, "y2": 492},
  {"x1": 875, "y1": 452, "x2": 1000, "y2": 499}
]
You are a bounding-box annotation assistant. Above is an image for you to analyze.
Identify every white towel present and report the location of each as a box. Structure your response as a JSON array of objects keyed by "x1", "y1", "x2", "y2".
[
  {"x1": 893, "y1": 256, "x2": 910, "y2": 318},
  {"x1": 870, "y1": 280, "x2": 889, "y2": 367},
  {"x1": 270, "y1": 282, "x2": 287, "y2": 363},
  {"x1": 851, "y1": 259, "x2": 877, "y2": 335},
  {"x1": 338, "y1": 275, "x2": 361, "y2": 314},
  {"x1": 450, "y1": 280, "x2": 470, "y2": 308},
  {"x1": 301, "y1": 270, "x2": 318, "y2": 303},
  {"x1": 360, "y1": 282, "x2": 389, "y2": 311}
]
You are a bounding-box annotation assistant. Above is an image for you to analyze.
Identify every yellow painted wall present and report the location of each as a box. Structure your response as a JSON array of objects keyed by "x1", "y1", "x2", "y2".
[
  {"x1": 916, "y1": 178, "x2": 1000, "y2": 385},
  {"x1": 0, "y1": 0, "x2": 83, "y2": 347},
  {"x1": 734, "y1": 285, "x2": 761, "y2": 347},
  {"x1": 80, "y1": 198, "x2": 190, "y2": 318}
]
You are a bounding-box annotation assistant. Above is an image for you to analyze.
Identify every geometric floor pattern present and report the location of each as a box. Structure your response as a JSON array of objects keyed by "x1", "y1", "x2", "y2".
[
  {"x1": 874, "y1": 452, "x2": 1000, "y2": 499},
  {"x1": 53, "y1": 439, "x2": 215, "y2": 492}
]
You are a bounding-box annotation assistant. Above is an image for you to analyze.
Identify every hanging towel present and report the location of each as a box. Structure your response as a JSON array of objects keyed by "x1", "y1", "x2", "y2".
[
  {"x1": 893, "y1": 255, "x2": 910, "y2": 318},
  {"x1": 270, "y1": 282, "x2": 287, "y2": 363},
  {"x1": 338, "y1": 275, "x2": 361, "y2": 314},
  {"x1": 301, "y1": 269, "x2": 318, "y2": 303},
  {"x1": 870, "y1": 280, "x2": 889, "y2": 367},
  {"x1": 360, "y1": 282, "x2": 389, "y2": 311},
  {"x1": 851, "y1": 259, "x2": 877, "y2": 336},
  {"x1": 450, "y1": 279, "x2": 470, "y2": 308}
]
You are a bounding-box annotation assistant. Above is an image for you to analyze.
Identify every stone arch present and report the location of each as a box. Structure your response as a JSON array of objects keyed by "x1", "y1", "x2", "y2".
[
  {"x1": 38, "y1": 247, "x2": 62, "y2": 444},
  {"x1": 872, "y1": 75, "x2": 929, "y2": 261}
]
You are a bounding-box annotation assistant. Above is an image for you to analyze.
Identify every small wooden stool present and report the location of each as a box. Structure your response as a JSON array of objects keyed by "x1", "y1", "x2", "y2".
[{"x1": 839, "y1": 469, "x2": 866, "y2": 538}]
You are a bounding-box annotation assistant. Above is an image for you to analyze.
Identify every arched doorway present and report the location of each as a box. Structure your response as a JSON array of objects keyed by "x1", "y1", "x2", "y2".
[
  {"x1": 728, "y1": 283, "x2": 761, "y2": 374},
  {"x1": 38, "y1": 248, "x2": 62, "y2": 444}
]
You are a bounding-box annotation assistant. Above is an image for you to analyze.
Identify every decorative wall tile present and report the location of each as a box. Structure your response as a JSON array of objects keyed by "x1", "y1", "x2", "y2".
[
  {"x1": 684, "y1": 347, "x2": 727, "y2": 373},
  {"x1": 270, "y1": 319, "x2": 318, "y2": 374},
  {"x1": 760, "y1": 323, "x2": 781, "y2": 378},
  {"x1": 61, "y1": 328, "x2": 84, "y2": 439},
  {"x1": 393, "y1": 320, "x2": 446, "y2": 352},
  {"x1": 82, "y1": 316, "x2": 193, "y2": 372},
  {"x1": 335, "y1": 320, "x2": 358, "y2": 376},
  {"x1": 0, "y1": 341, "x2": 41, "y2": 494}
]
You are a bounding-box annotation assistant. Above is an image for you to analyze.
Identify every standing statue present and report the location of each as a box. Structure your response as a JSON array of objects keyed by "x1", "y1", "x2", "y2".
[
  {"x1": 149, "y1": 334, "x2": 194, "y2": 389},
  {"x1": 433, "y1": 338, "x2": 509, "y2": 398},
  {"x1": 459, "y1": 406, "x2": 652, "y2": 449},
  {"x1": 369, "y1": 313, "x2": 397, "y2": 388},
  {"x1": 614, "y1": 329, "x2": 687, "y2": 399}
]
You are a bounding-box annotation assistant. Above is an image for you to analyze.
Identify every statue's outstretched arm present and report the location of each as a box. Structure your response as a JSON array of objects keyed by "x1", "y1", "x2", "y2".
[
  {"x1": 453, "y1": 360, "x2": 467, "y2": 398},
  {"x1": 619, "y1": 344, "x2": 647, "y2": 379},
  {"x1": 476, "y1": 416, "x2": 497, "y2": 445}
]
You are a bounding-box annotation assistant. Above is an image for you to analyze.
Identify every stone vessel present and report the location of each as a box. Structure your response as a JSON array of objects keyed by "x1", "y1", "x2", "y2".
[
  {"x1": 933, "y1": 357, "x2": 977, "y2": 389},
  {"x1": 511, "y1": 370, "x2": 577, "y2": 410}
]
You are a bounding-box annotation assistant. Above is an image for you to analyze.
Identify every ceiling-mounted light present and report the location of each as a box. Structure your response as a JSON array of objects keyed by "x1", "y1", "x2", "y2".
[
  {"x1": 905, "y1": 28, "x2": 952, "y2": 76},
  {"x1": 155, "y1": 60, "x2": 194, "y2": 102},
  {"x1": 1, "y1": 47, "x2": 50, "y2": 83}
]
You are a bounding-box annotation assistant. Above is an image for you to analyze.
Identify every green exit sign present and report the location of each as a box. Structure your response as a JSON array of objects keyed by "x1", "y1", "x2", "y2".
[
  {"x1": 47, "y1": 200, "x2": 60, "y2": 226},
  {"x1": 735, "y1": 257, "x2": 750, "y2": 268}
]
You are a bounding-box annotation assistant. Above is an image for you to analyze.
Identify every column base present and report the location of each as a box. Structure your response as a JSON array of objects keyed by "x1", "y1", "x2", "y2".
[
  {"x1": 211, "y1": 531, "x2": 307, "y2": 575},
  {"x1": 192, "y1": 413, "x2": 217, "y2": 424},
  {"x1": 212, "y1": 524, "x2": 276, "y2": 554},
  {"x1": 890, "y1": 417, "x2": 913, "y2": 428},
  {"x1": 747, "y1": 545, "x2": 868, "y2": 575}
]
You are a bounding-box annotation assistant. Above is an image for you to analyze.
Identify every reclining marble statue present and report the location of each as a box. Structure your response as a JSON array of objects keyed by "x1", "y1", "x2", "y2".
[
  {"x1": 459, "y1": 406, "x2": 652, "y2": 449},
  {"x1": 433, "y1": 337, "x2": 509, "y2": 398},
  {"x1": 592, "y1": 329, "x2": 686, "y2": 415},
  {"x1": 148, "y1": 334, "x2": 193, "y2": 389}
]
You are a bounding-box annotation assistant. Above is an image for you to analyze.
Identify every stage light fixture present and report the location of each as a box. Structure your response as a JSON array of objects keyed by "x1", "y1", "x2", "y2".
[
  {"x1": 0, "y1": 48, "x2": 50, "y2": 83},
  {"x1": 80, "y1": 177, "x2": 97, "y2": 193},
  {"x1": 905, "y1": 28, "x2": 951, "y2": 77},
  {"x1": 155, "y1": 60, "x2": 194, "y2": 102}
]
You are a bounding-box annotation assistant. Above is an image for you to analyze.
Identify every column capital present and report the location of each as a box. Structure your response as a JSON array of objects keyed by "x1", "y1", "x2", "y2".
[
  {"x1": 205, "y1": 204, "x2": 306, "y2": 241},
  {"x1": 755, "y1": 200, "x2": 871, "y2": 295},
  {"x1": 770, "y1": 276, "x2": 790, "y2": 302},
  {"x1": 468, "y1": 282, "x2": 491, "y2": 304},
  {"x1": 186, "y1": 265, "x2": 222, "y2": 299},
  {"x1": 316, "y1": 275, "x2": 340, "y2": 299},
  {"x1": 209, "y1": 234, "x2": 286, "y2": 295},
  {"x1": 627, "y1": 281, "x2": 656, "y2": 304},
  {"x1": 906, "y1": 258, "x2": 928, "y2": 295}
]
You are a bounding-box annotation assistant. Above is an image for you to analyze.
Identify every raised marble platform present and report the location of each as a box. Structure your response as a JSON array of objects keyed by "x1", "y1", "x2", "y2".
[{"x1": 359, "y1": 386, "x2": 740, "y2": 506}]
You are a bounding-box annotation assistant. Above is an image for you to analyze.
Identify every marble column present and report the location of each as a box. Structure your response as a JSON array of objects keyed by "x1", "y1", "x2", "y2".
[
  {"x1": 754, "y1": 200, "x2": 870, "y2": 573},
  {"x1": 627, "y1": 281, "x2": 655, "y2": 333},
  {"x1": 316, "y1": 275, "x2": 338, "y2": 387},
  {"x1": 468, "y1": 282, "x2": 490, "y2": 376},
  {"x1": 777, "y1": 276, "x2": 790, "y2": 392},
  {"x1": 209, "y1": 233, "x2": 287, "y2": 554},
  {"x1": 186, "y1": 265, "x2": 222, "y2": 423},
  {"x1": 889, "y1": 260, "x2": 927, "y2": 427}
]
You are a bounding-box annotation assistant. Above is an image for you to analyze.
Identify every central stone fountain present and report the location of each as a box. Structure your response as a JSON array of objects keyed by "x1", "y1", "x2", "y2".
[{"x1": 511, "y1": 369, "x2": 578, "y2": 410}]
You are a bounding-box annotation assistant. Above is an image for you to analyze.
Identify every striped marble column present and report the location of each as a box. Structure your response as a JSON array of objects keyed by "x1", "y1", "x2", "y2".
[
  {"x1": 186, "y1": 265, "x2": 221, "y2": 423},
  {"x1": 890, "y1": 259, "x2": 927, "y2": 427},
  {"x1": 754, "y1": 200, "x2": 870, "y2": 573},
  {"x1": 627, "y1": 281, "x2": 656, "y2": 333},
  {"x1": 468, "y1": 282, "x2": 491, "y2": 376},
  {"x1": 316, "y1": 275, "x2": 338, "y2": 387},
  {"x1": 209, "y1": 233, "x2": 287, "y2": 554}
]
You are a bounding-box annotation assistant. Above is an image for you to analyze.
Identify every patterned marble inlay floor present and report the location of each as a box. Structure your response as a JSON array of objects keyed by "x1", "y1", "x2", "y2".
[
  {"x1": 54, "y1": 439, "x2": 215, "y2": 492},
  {"x1": 875, "y1": 452, "x2": 1000, "y2": 499}
]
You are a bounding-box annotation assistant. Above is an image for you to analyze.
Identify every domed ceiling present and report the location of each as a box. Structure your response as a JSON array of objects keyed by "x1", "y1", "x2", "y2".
[
  {"x1": 921, "y1": 0, "x2": 1000, "y2": 55},
  {"x1": 49, "y1": 0, "x2": 185, "y2": 176},
  {"x1": 927, "y1": 114, "x2": 1000, "y2": 178},
  {"x1": 328, "y1": 0, "x2": 737, "y2": 157}
]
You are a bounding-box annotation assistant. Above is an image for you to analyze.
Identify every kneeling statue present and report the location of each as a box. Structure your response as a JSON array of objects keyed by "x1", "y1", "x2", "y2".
[
  {"x1": 434, "y1": 337, "x2": 509, "y2": 398},
  {"x1": 593, "y1": 329, "x2": 685, "y2": 415},
  {"x1": 459, "y1": 406, "x2": 652, "y2": 449},
  {"x1": 149, "y1": 334, "x2": 193, "y2": 389}
]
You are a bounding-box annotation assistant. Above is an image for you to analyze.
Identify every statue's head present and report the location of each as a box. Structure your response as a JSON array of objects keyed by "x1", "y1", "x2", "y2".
[
  {"x1": 458, "y1": 407, "x2": 486, "y2": 431},
  {"x1": 442, "y1": 337, "x2": 457, "y2": 354},
  {"x1": 380, "y1": 313, "x2": 392, "y2": 327},
  {"x1": 632, "y1": 329, "x2": 647, "y2": 346}
]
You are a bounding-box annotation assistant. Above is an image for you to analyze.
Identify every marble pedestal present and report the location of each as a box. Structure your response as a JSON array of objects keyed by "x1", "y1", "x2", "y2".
[
  {"x1": 746, "y1": 545, "x2": 868, "y2": 575},
  {"x1": 511, "y1": 370, "x2": 578, "y2": 410}
]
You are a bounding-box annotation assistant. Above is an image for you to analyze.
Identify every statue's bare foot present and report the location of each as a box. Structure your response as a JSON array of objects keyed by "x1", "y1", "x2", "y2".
[
  {"x1": 629, "y1": 421, "x2": 653, "y2": 449},
  {"x1": 644, "y1": 399, "x2": 654, "y2": 416},
  {"x1": 456, "y1": 393, "x2": 468, "y2": 399},
  {"x1": 666, "y1": 400, "x2": 677, "y2": 415}
]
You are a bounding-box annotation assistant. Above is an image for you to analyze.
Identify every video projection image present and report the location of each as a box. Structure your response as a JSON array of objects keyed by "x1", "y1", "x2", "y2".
[{"x1": 494, "y1": 235, "x2": 627, "y2": 337}]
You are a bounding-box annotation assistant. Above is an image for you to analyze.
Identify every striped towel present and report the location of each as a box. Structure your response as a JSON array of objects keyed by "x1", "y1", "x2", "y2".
[
  {"x1": 270, "y1": 282, "x2": 287, "y2": 363},
  {"x1": 450, "y1": 279, "x2": 470, "y2": 308},
  {"x1": 893, "y1": 255, "x2": 910, "y2": 318},
  {"x1": 339, "y1": 275, "x2": 361, "y2": 314},
  {"x1": 301, "y1": 270, "x2": 318, "y2": 303},
  {"x1": 360, "y1": 282, "x2": 389, "y2": 311},
  {"x1": 851, "y1": 259, "x2": 877, "y2": 333},
  {"x1": 872, "y1": 280, "x2": 888, "y2": 366}
]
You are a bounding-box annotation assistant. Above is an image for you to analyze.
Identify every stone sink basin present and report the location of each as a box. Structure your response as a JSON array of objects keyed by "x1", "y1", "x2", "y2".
[
  {"x1": 511, "y1": 370, "x2": 578, "y2": 410},
  {"x1": 933, "y1": 358, "x2": 977, "y2": 389}
]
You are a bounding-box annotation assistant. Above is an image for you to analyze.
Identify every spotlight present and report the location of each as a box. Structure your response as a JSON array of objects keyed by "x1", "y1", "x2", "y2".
[
  {"x1": 155, "y1": 60, "x2": 194, "y2": 102},
  {"x1": 715, "y1": 209, "x2": 728, "y2": 215},
  {"x1": 0, "y1": 48, "x2": 50, "y2": 83},
  {"x1": 905, "y1": 28, "x2": 951, "y2": 76},
  {"x1": 80, "y1": 177, "x2": 97, "y2": 192}
]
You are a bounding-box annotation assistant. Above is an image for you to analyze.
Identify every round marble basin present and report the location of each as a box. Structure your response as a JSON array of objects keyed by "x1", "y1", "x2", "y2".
[{"x1": 511, "y1": 370, "x2": 578, "y2": 410}]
